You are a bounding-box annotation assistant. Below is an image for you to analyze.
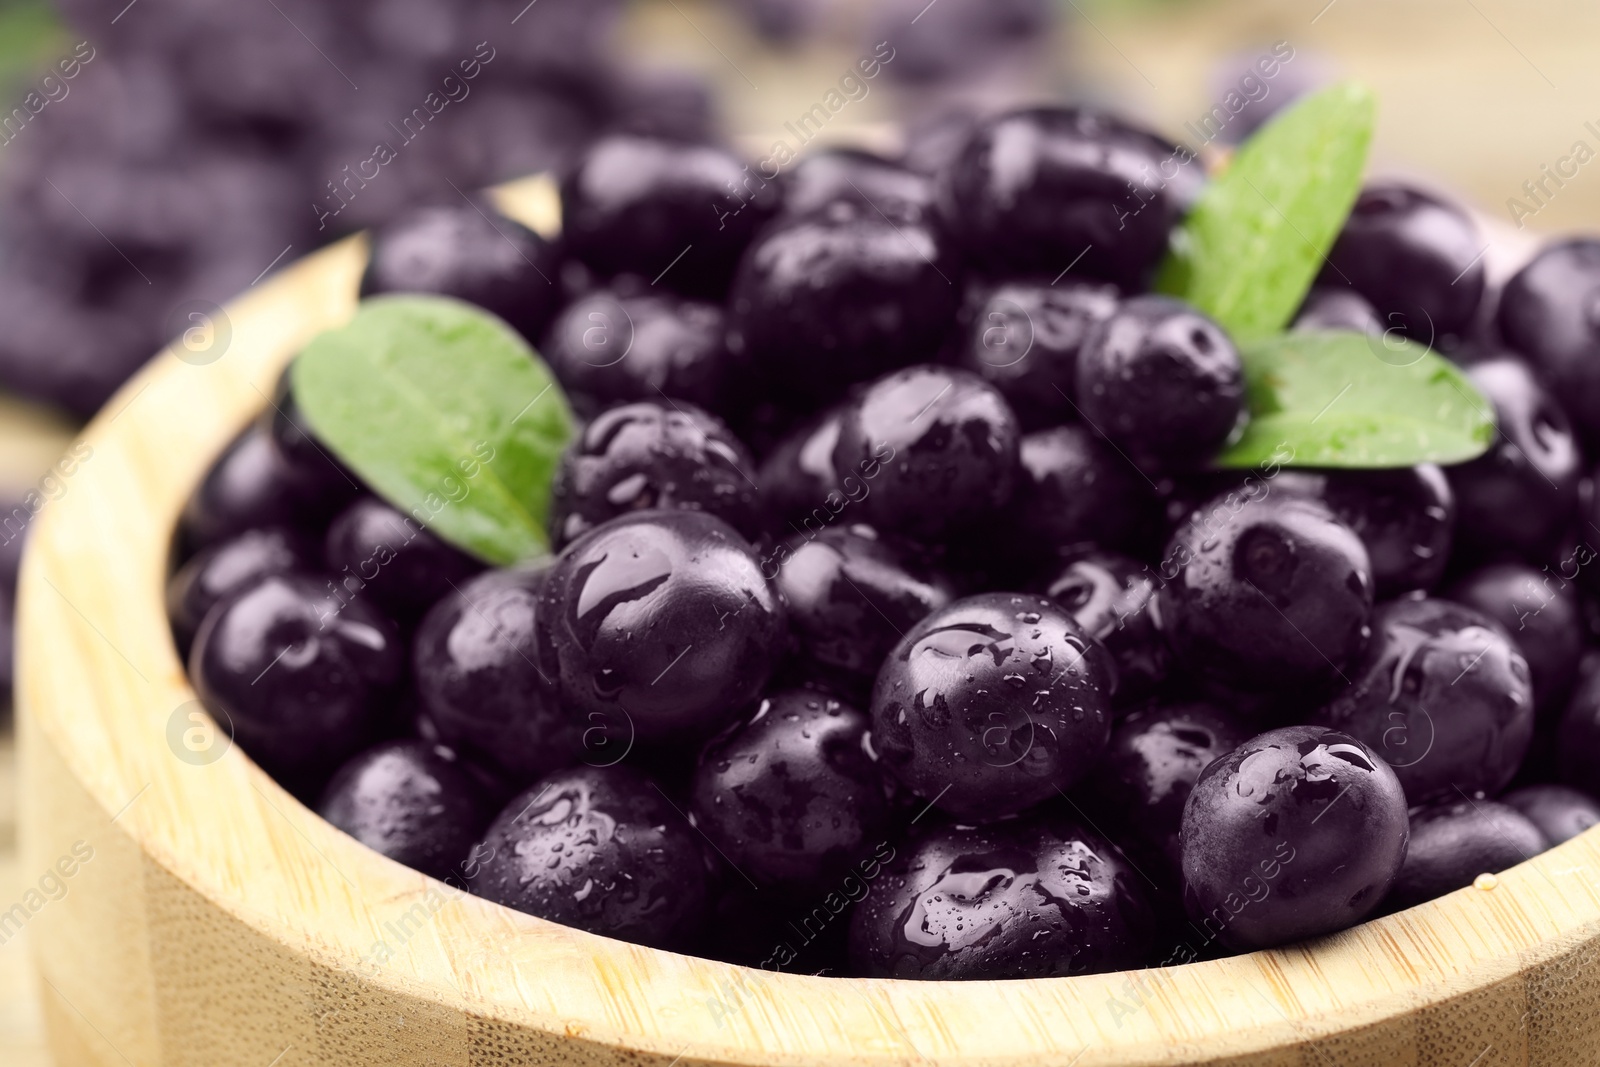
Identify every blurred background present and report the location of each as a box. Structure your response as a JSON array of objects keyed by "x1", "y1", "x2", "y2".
[{"x1": 0, "y1": 0, "x2": 1593, "y2": 1059}]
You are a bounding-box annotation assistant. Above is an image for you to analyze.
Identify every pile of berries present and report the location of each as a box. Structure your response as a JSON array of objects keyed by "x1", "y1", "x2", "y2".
[{"x1": 172, "y1": 105, "x2": 1600, "y2": 980}]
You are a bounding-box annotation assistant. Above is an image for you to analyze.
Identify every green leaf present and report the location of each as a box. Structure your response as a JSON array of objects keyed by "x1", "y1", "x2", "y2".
[
  {"x1": 1157, "y1": 82, "x2": 1376, "y2": 339},
  {"x1": 293, "y1": 295, "x2": 574, "y2": 566},
  {"x1": 1215, "y1": 330, "x2": 1496, "y2": 469}
]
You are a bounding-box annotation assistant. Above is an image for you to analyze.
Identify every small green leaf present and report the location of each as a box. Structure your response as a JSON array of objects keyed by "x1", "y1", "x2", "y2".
[
  {"x1": 1215, "y1": 330, "x2": 1496, "y2": 469},
  {"x1": 1157, "y1": 82, "x2": 1376, "y2": 339},
  {"x1": 293, "y1": 295, "x2": 574, "y2": 566}
]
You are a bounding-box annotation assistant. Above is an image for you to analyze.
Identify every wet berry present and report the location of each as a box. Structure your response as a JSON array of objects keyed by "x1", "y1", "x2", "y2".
[
  {"x1": 412, "y1": 567, "x2": 582, "y2": 781},
  {"x1": 1076, "y1": 295, "x2": 1244, "y2": 471},
  {"x1": 1035, "y1": 549, "x2": 1169, "y2": 703},
  {"x1": 190, "y1": 573, "x2": 402, "y2": 781},
  {"x1": 690, "y1": 689, "x2": 890, "y2": 892},
  {"x1": 953, "y1": 279, "x2": 1118, "y2": 430},
  {"x1": 469, "y1": 766, "x2": 713, "y2": 950},
  {"x1": 870, "y1": 592, "x2": 1114, "y2": 821},
  {"x1": 318, "y1": 739, "x2": 493, "y2": 883},
  {"x1": 831, "y1": 366, "x2": 1020, "y2": 544},
  {"x1": 848, "y1": 813, "x2": 1154, "y2": 979},
  {"x1": 769, "y1": 525, "x2": 955, "y2": 685},
  {"x1": 324, "y1": 496, "x2": 482, "y2": 625},
  {"x1": 1499, "y1": 239, "x2": 1600, "y2": 450},
  {"x1": 548, "y1": 400, "x2": 762, "y2": 548},
  {"x1": 1447, "y1": 562, "x2": 1582, "y2": 719},
  {"x1": 726, "y1": 201, "x2": 959, "y2": 406},
  {"x1": 167, "y1": 527, "x2": 313, "y2": 658},
  {"x1": 1159, "y1": 492, "x2": 1373, "y2": 694},
  {"x1": 1180, "y1": 725, "x2": 1409, "y2": 949},
  {"x1": 542, "y1": 510, "x2": 787, "y2": 742},
  {"x1": 1310, "y1": 598, "x2": 1533, "y2": 802},
  {"x1": 938, "y1": 106, "x2": 1188, "y2": 288}
]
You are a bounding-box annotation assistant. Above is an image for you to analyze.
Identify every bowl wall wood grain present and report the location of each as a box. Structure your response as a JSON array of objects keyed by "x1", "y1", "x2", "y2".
[{"x1": 18, "y1": 176, "x2": 1600, "y2": 1067}]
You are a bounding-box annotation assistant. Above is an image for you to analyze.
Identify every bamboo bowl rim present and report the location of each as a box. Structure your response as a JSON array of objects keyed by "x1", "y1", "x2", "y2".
[{"x1": 18, "y1": 174, "x2": 1600, "y2": 1066}]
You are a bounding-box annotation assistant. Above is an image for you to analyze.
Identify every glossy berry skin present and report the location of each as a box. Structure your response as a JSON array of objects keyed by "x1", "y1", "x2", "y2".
[
  {"x1": 847, "y1": 813, "x2": 1155, "y2": 979},
  {"x1": 1321, "y1": 182, "x2": 1486, "y2": 343},
  {"x1": 325, "y1": 497, "x2": 482, "y2": 626},
  {"x1": 1499, "y1": 239, "x2": 1600, "y2": 450},
  {"x1": 1274, "y1": 465, "x2": 1455, "y2": 599},
  {"x1": 756, "y1": 406, "x2": 844, "y2": 527},
  {"x1": 1076, "y1": 295, "x2": 1243, "y2": 471},
  {"x1": 318, "y1": 740, "x2": 492, "y2": 883},
  {"x1": 690, "y1": 689, "x2": 891, "y2": 891},
  {"x1": 266, "y1": 363, "x2": 359, "y2": 498},
  {"x1": 167, "y1": 527, "x2": 313, "y2": 658},
  {"x1": 1008, "y1": 425, "x2": 1159, "y2": 566},
  {"x1": 1085, "y1": 700, "x2": 1249, "y2": 875},
  {"x1": 190, "y1": 574, "x2": 402, "y2": 781},
  {"x1": 870, "y1": 592, "x2": 1114, "y2": 821},
  {"x1": 179, "y1": 426, "x2": 353, "y2": 551},
  {"x1": 468, "y1": 766, "x2": 712, "y2": 950},
  {"x1": 1035, "y1": 550, "x2": 1169, "y2": 704},
  {"x1": 560, "y1": 134, "x2": 778, "y2": 298},
  {"x1": 1180, "y1": 726, "x2": 1409, "y2": 950},
  {"x1": 1292, "y1": 288, "x2": 1384, "y2": 335},
  {"x1": 1447, "y1": 563, "x2": 1582, "y2": 719},
  {"x1": 1311, "y1": 598, "x2": 1532, "y2": 802},
  {"x1": 1447, "y1": 357, "x2": 1581, "y2": 564},
  {"x1": 938, "y1": 106, "x2": 1187, "y2": 288},
  {"x1": 1159, "y1": 493, "x2": 1373, "y2": 694},
  {"x1": 360, "y1": 203, "x2": 563, "y2": 342},
  {"x1": 542, "y1": 510, "x2": 787, "y2": 742},
  {"x1": 831, "y1": 366, "x2": 1020, "y2": 544},
  {"x1": 1387, "y1": 801, "x2": 1545, "y2": 911},
  {"x1": 769, "y1": 526, "x2": 955, "y2": 684},
  {"x1": 547, "y1": 401, "x2": 762, "y2": 548},
  {"x1": 953, "y1": 280, "x2": 1119, "y2": 429},
  {"x1": 725, "y1": 200, "x2": 960, "y2": 405},
  {"x1": 1503, "y1": 784, "x2": 1600, "y2": 848},
  {"x1": 540, "y1": 290, "x2": 736, "y2": 418},
  {"x1": 781, "y1": 147, "x2": 934, "y2": 219},
  {"x1": 412, "y1": 568, "x2": 583, "y2": 781}
]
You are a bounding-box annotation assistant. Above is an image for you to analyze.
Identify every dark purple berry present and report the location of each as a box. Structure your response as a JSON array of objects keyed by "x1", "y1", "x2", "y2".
[
  {"x1": 831, "y1": 366, "x2": 1020, "y2": 544},
  {"x1": 1447, "y1": 357, "x2": 1581, "y2": 564},
  {"x1": 690, "y1": 689, "x2": 890, "y2": 891},
  {"x1": 548, "y1": 400, "x2": 762, "y2": 548},
  {"x1": 1035, "y1": 549, "x2": 1169, "y2": 703},
  {"x1": 1498, "y1": 239, "x2": 1600, "y2": 450},
  {"x1": 412, "y1": 567, "x2": 582, "y2": 781},
  {"x1": 1180, "y1": 726, "x2": 1409, "y2": 950},
  {"x1": 871, "y1": 592, "x2": 1114, "y2": 821},
  {"x1": 318, "y1": 739, "x2": 493, "y2": 883},
  {"x1": 938, "y1": 106, "x2": 1189, "y2": 288},
  {"x1": 468, "y1": 766, "x2": 713, "y2": 950},
  {"x1": 561, "y1": 134, "x2": 778, "y2": 299},
  {"x1": 190, "y1": 573, "x2": 402, "y2": 781},
  {"x1": 1447, "y1": 563, "x2": 1583, "y2": 719},
  {"x1": 848, "y1": 813, "x2": 1154, "y2": 979},
  {"x1": 953, "y1": 279, "x2": 1119, "y2": 430},
  {"x1": 180, "y1": 425, "x2": 354, "y2": 551},
  {"x1": 1387, "y1": 800, "x2": 1544, "y2": 911},
  {"x1": 1076, "y1": 295, "x2": 1243, "y2": 471},
  {"x1": 542, "y1": 510, "x2": 787, "y2": 742},
  {"x1": 1159, "y1": 492, "x2": 1373, "y2": 694},
  {"x1": 360, "y1": 202, "x2": 564, "y2": 343},
  {"x1": 1503, "y1": 784, "x2": 1600, "y2": 848},
  {"x1": 1321, "y1": 182, "x2": 1486, "y2": 344},
  {"x1": 325, "y1": 497, "x2": 482, "y2": 625},
  {"x1": 1310, "y1": 598, "x2": 1532, "y2": 802},
  {"x1": 541, "y1": 290, "x2": 736, "y2": 417},
  {"x1": 769, "y1": 525, "x2": 954, "y2": 684},
  {"x1": 1007, "y1": 425, "x2": 1158, "y2": 565},
  {"x1": 167, "y1": 527, "x2": 313, "y2": 658},
  {"x1": 726, "y1": 201, "x2": 960, "y2": 406}
]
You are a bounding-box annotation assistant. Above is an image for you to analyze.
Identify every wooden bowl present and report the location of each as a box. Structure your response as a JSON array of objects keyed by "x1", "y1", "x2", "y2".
[{"x1": 18, "y1": 176, "x2": 1600, "y2": 1067}]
